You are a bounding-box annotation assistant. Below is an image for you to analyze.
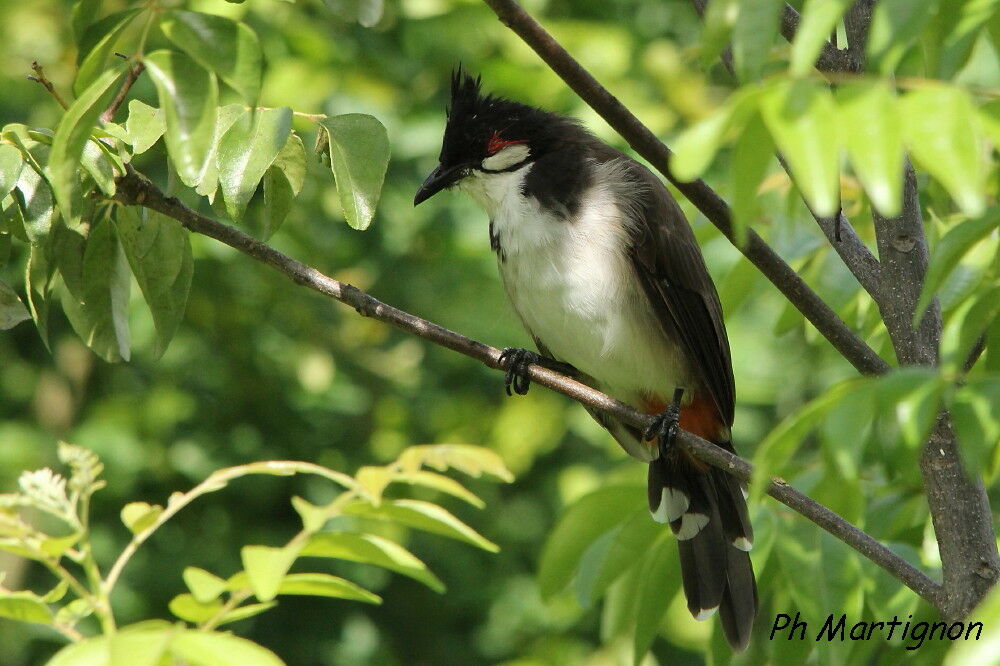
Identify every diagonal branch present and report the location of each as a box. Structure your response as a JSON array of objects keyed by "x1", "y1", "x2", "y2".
[
  {"x1": 111, "y1": 165, "x2": 941, "y2": 609},
  {"x1": 482, "y1": 0, "x2": 889, "y2": 376}
]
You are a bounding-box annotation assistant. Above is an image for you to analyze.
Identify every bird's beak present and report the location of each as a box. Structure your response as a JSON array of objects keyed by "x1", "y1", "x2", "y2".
[{"x1": 414, "y1": 164, "x2": 465, "y2": 205}]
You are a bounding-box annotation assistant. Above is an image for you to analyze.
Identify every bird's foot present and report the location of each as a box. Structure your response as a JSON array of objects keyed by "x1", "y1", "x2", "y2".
[
  {"x1": 498, "y1": 347, "x2": 575, "y2": 396},
  {"x1": 643, "y1": 387, "x2": 685, "y2": 458}
]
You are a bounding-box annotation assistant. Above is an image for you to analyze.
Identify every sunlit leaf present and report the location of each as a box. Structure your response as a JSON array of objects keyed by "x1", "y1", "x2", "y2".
[
  {"x1": 302, "y1": 532, "x2": 445, "y2": 592},
  {"x1": 946, "y1": 572, "x2": 1000, "y2": 665},
  {"x1": 169, "y1": 593, "x2": 222, "y2": 624},
  {"x1": 74, "y1": 9, "x2": 138, "y2": 95},
  {"x1": 120, "y1": 501, "x2": 163, "y2": 534},
  {"x1": 318, "y1": 114, "x2": 389, "y2": 230},
  {"x1": 342, "y1": 498, "x2": 498, "y2": 551},
  {"x1": 47, "y1": 635, "x2": 109, "y2": 666},
  {"x1": 538, "y1": 484, "x2": 645, "y2": 599},
  {"x1": 169, "y1": 629, "x2": 285, "y2": 666},
  {"x1": 109, "y1": 623, "x2": 173, "y2": 666},
  {"x1": 941, "y1": 286, "x2": 1000, "y2": 370},
  {"x1": 902, "y1": 85, "x2": 986, "y2": 217},
  {"x1": 215, "y1": 601, "x2": 277, "y2": 626},
  {"x1": 915, "y1": 211, "x2": 999, "y2": 324},
  {"x1": 196, "y1": 104, "x2": 247, "y2": 201},
  {"x1": 759, "y1": 79, "x2": 840, "y2": 217},
  {"x1": 217, "y1": 107, "x2": 293, "y2": 221},
  {"x1": 144, "y1": 50, "x2": 219, "y2": 188},
  {"x1": 49, "y1": 65, "x2": 125, "y2": 224},
  {"x1": 868, "y1": 0, "x2": 943, "y2": 73},
  {"x1": 0, "y1": 144, "x2": 24, "y2": 199},
  {"x1": 241, "y1": 544, "x2": 301, "y2": 602},
  {"x1": 14, "y1": 158, "x2": 55, "y2": 246},
  {"x1": 396, "y1": 470, "x2": 484, "y2": 508},
  {"x1": 291, "y1": 496, "x2": 327, "y2": 532},
  {"x1": 789, "y1": 0, "x2": 853, "y2": 75},
  {"x1": 0, "y1": 592, "x2": 52, "y2": 624},
  {"x1": 183, "y1": 567, "x2": 228, "y2": 604},
  {"x1": 80, "y1": 140, "x2": 117, "y2": 196},
  {"x1": 114, "y1": 207, "x2": 193, "y2": 358},
  {"x1": 729, "y1": 112, "x2": 773, "y2": 246},
  {"x1": 395, "y1": 444, "x2": 514, "y2": 482},
  {"x1": 161, "y1": 10, "x2": 262, "y2": 102},
  {"x1": 732, "y1": 0, "x2": 783, "y2": 81},
  {"x1": 700, "y1": 0, "x2": 739, "y2": 65},
  {"x1": 588, "y1": 508, "x2": 663, "y2": 605},
  {"x1": 125, "y1": 100, "x2": 166, "y2": 155},
  {"x1": 271, "y1": 573, "x2": 380, "y2": 603},
  {"x1": 836, "y1": 82, "x2": 905, "y2": 217},
  {"x1": 261, "y1": 133, "x2": 306, "y2": 239}
]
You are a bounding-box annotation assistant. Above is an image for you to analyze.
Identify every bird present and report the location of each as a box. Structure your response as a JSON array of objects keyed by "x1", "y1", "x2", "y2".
[{"x1": 414, "y1": 69, "x2": 757, "y2": 650}]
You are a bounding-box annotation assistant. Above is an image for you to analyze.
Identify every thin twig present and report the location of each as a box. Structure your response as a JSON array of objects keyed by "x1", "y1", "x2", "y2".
[
  {"x1": 110, "y1": 166, "x2": 942, "y2": 608},
  {"x1": 28, "y1": 61, "x2": 69, "y2": 110},
  {"x1": 482, "y1": 0, "x2": 889, "y2": 376},
  {"x1": 101, "y1": 60, "x2": 146, "y2": 125}
]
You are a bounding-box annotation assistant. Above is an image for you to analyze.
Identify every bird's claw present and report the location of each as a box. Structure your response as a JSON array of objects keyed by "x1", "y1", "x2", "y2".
[
  {"x1": 643, "y1": 387, "x2": 685, "y2": 458},
  {"x1": 499, "y1": 347, "x2": 538, "y2": 396}
]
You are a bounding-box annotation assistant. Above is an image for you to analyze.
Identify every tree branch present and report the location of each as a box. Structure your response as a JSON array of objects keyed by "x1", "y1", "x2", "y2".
[
  {"x1": 28, "y1": 61, "x2": 69, "y2": 110},
  {"x1": 482, "y1": 0, "x2": 889, "y2": 377},
  {"x1": 111, "y1": 165, "x2": 941, "y2": 608},
  {"x1": 779, "y1": 4, "x2": 856, "y2": 72},
  {"x1": 101, "y1": 57, "x2": 145, "y2": 125}
]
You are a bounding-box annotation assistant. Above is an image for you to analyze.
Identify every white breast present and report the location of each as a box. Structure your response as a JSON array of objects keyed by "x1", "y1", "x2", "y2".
[{"x1": 459, "y1": 161, "x2": 690, "y2": 404}]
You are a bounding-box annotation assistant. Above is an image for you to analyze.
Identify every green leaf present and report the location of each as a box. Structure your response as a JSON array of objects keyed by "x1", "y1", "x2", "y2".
[
  {"x1": 789, "y1": 0, "x2": 853, "y2": 76},
  {"x1": 260, "y1": 133, "x2": 306, "y2": 239},
  {"x1": 942, "y1": 286, "x2": 1000, "y2": 370},
  {"x1": 15, "y1": 159, "x2": 56, "y2": 245},
  {"x1": 0, "y1": 280, "x2": 30, "y2": 330},
  {"x1": 537, "y1": 484, "x2": 645, "y2": 599},
  {"x1": 161, "y1": 11, "x2": 263, "y2": 103},
  {"x1": 759, "y1": 79, "x2": 841, "y2": 217},
  {"x1": 836, "y1": 82, "x2": 905, "y2": 217},
  {"x1": 874, "y1": 367, "x2": 944, "y2": 448},
  {"x1": 71, "y1": 0, "x2": 104, "y2": 44},
  {"x1": 80, "y1": 140, "x2": 118, "y2": 196},
  {"x1": 120, "y1": 501, "x2": 163, "y2": 533},
  {"x1": 902, "y1": 85, "x2": 986, "y2": 217},
  {"x1": 169, "y1": 593, "x2": 222, "y2": 624},
  {"x1": 217, "y1": 107, "x2": 293, "y2": 221},
  {"x1": 25, "y1": 242, "x2": 54, "y2": 345},
  {"x1": 587, "y1": 508, "x2": 664, "y2": 605},
  {"x1": 633, "y1": 536, "x2": 680, "y2": 665},
  {"x1": 671, "y1": 105, "x2": 738, "y2": 181},
  {"x1": 395, "y1": 444, "x2": 514, "y2": 482},
  {"x1": 302, "y1": 532, "x2": 445, "y2": 592},
  {"x1": 109, "y1": 624, "x2": 173, "y2": 666},
  {"x1": 951, "y1": 378, "x2": 1000, "y2": 478},
  {"x1": 169, "y1": 629, "x2": 285, "y2": 666},
  {"x1": 946, "y1": 567, "x2": 1000, "y2": 665},
  {"x1": 396, "y1": 470, "x2": 485, "y2": 508},
  {"x1": 291, "y1": 496, "x2": 328, "y2": 532},
  {"x1": 49, "y1": 65, "x2": 125, "y2": 224},
  {"x1": 114, "y1": 207, "x2": 193, "y2": 358},
  {"x1": 700, "y1": 0, "x2": 739, "y2": 66},
  {"x1": 60, "y1": 217, "x2": 132, "y2": 362},
  {"x1": 144, "y1": 50, "x2": 219, "y2": 188},
  {"x1": 215, "y1": 601, "x2": 277, "y2": 626},
  {"x1": 125, "y1": 100, "x2": 166, "y2": 155},
  {"x1": 729, "y1": 112, "x2": 773, "y2": 246},
  {"x1": 196, "y1": 104, "x2": 247, "y2": 201},
  {"x1": 270, "y1": 573, "x2": 380, "y2": 603},
  {"x1": 241, "y1": 544, "x2": 301, "y2": 602},
  {"x1": 342, "y1": 498, "x2": 498, "y2": 551},
  {"x1": 915, "y1": 211, "x2": 999, "y2": 324},
  {"x1": 74, "y1": 9, "x2": 139, "y2": 95},
  {"x1": 868, "y1": 0, "x2": 942, "y2": 73},
  {"x1": 183, "y1": 567, "x2": 228, "y2": 604},
  {"x1": 0, "y1": 144, "x2": 24, "y2": 199},
  {"x1": 47, "y1": 635, "x2": 110, "y2": 666},
  {"x1": 318, "y1": 114, "x2": 390, "y2": 230},
  {"x1": 731, "y1": 0, "x2": 784, "y2": 81},
  {"x1": 0, "y1": 592, "x2": 52, "y2": 624}
]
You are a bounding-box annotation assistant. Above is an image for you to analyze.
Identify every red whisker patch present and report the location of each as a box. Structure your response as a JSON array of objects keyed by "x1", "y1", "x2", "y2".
[{"x1": 487, "y1": 131, "x2": 527, "y2": 155}]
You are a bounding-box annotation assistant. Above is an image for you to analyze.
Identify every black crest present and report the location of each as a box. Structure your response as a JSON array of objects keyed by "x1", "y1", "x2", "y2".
[{"x1": 438, "y1": 67, "x2": 576, "y2": 168}]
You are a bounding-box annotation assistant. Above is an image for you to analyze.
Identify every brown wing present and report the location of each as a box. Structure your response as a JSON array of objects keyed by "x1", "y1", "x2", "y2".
[{"x1": 590, "y1": 143, "x2": 735, "y2": 428}]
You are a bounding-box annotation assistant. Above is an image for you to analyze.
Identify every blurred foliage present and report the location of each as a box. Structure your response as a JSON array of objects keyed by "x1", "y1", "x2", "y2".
[{"x1": 0, "y1": 0, "x2": 997, "y2": 664}]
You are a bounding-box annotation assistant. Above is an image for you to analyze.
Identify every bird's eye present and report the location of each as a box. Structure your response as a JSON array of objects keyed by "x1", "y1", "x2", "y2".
[{"x1": 486, "y1": 131, "x2": 526, "y2": 155}]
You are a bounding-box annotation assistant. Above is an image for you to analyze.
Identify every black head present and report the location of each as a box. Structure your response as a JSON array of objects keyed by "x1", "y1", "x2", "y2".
[{"x1": 414, "y1": 68, "x2": 576, "y2": 205}]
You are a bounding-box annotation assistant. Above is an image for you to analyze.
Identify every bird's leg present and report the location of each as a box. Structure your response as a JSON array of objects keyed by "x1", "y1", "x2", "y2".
[
  {"x1": 498, "y1": 347, "x2": 576, "y2": 396},
  {"x1": 643, "y1": 387, "x2": 685, "y2": 457}
]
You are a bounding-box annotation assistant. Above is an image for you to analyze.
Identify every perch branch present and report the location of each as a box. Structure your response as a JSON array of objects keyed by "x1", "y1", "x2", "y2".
[{"x1": 111, "y1": 166, "x2": 941, "y2": 608}]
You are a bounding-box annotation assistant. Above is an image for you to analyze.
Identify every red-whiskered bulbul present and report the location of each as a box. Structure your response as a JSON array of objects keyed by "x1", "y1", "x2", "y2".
[{"x1": 414, "y1": 70, "x2": 756, "y2": 650}]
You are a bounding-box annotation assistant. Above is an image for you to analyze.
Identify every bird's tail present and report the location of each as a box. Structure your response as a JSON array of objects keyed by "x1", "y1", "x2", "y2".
[{"x1": 648, "y1": 442, "x2": 757, "y2": 650}]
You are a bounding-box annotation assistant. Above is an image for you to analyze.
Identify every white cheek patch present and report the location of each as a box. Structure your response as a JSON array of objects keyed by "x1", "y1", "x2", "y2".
[{"x1": 481, "y1": 144, "x2": 530, "y2": 171}]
